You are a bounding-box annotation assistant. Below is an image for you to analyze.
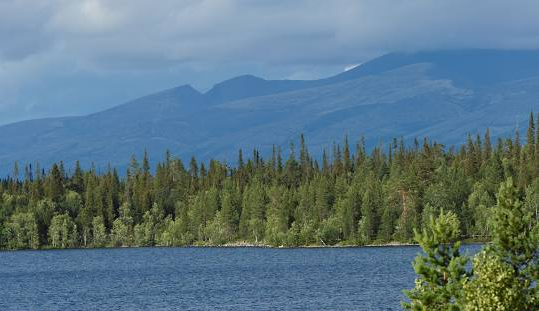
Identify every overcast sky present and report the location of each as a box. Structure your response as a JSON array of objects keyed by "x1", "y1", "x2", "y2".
[{"x1": 1, "y1": 0, "x2": 538, "y2": 124}]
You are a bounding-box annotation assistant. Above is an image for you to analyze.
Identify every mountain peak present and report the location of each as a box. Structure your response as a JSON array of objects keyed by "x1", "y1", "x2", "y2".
[
  {"x1": 205, "y1": 75, "x2": 269, "y2": 103},
  {"x1": 220, "y1": 74, "x2": 265, "y2": 83},
  {"x1": 171, "y1": 84, "x2": 201, "y2": 94}
]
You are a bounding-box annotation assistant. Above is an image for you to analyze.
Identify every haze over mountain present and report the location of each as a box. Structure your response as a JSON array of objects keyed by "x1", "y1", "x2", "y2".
[{"x1": 0, "y1": 49, "x2": 538, "y2": 174}]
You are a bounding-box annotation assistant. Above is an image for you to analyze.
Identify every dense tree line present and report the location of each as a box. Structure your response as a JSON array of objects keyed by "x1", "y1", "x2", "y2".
[{"x1": 1, "y1": 113, "x2": 539, "y2": 250}]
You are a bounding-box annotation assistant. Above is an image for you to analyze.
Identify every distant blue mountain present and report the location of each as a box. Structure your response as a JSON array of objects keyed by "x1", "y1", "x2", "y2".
[
  {"x1": 0, "y1": 49, "x2": 538, "y2": 174},
  {"x1": 205, "y1": 75, "x2": 313, "y2": 103}
]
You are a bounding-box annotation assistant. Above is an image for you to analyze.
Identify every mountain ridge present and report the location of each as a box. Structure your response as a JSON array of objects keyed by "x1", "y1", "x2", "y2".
[{"x1": 0, "y1": 49, "x2": 538, "y2": 174}]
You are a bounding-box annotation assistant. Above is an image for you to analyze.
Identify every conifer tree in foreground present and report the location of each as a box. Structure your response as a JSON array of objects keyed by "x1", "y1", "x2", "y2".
[
  {"x1": 462, "y1": 178, "x2": 539, "y2": 310},
  {"x1": 403, "y1": 178, "x2": 539, "y2": 310},
  {"x1": 403, "y1": 210, "x2": 468, "y2": 310}
]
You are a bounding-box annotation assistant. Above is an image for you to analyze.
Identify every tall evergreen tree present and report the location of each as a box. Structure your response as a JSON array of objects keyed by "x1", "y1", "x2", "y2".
[{"x1": 403, "y1": 210, "x2": 468, "y2": 310}]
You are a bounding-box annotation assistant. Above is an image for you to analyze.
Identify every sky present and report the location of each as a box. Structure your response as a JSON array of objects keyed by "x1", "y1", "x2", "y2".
[{"x1": 1, "y1": 0, "x2": 538, "y2": 125}]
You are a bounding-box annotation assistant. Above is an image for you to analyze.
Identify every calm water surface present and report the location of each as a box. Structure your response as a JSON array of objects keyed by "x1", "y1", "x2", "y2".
[{"x1": 0, "y1": 246, "x2": 481, "y2": 310}]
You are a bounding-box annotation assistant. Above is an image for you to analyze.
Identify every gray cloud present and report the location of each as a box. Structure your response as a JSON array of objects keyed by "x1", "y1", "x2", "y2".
[{"x1": 1, "y1": 0, "x2": 539, "y2": 124}]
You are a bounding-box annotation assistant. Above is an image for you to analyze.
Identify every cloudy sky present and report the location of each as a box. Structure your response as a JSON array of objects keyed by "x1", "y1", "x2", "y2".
[{"x1": 1, "y1": 0, "x2": 538, "y2": 124}]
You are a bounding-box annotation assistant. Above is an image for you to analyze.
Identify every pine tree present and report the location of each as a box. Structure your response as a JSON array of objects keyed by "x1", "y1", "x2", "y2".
[
  {"x1": 482, "y1": 128, "x2": 492, "y2": 163},
  {"x1": 358, "y1": 174, "x2": 382, "y2": 244},
  {"x1": 314, "y1": 175, "x2": 333, "y2": 225},
  {"x1": 214, "y1": 181, "x2": 240, "y2": 242},
  {"x1": 343, "y1": 135, "x2": 351, "y2": 175},
  {"x1": 265, "y1": 185, "x2": 290, "y2": 246},
  {"x1": 527, "y1": 112, "x2": 535, "y2": 149},
  {"x1": 299, "y1": 134, "x2": 310, "y2": 180},
  {"x1": 46, "y1": 163, "x2": 65, "y2": 203},
  {"x1": 239, "y1": 179, "x2": 266, "y2": 242},
  {"x1": 487, "y1": 178, "x2": 538, "y2": 309},
  {"x1": 11, "y1": 162, "x2": 19, "y2": 193},
  {"x1": 80, "y1": 173, "x2": 97, "y2": 246},
  {"x1": 403, "y1": 210, "x2": 468, "y2": 310},
  {"x1": 70, "y1": 160, "x2": 84, "y2": 193}
]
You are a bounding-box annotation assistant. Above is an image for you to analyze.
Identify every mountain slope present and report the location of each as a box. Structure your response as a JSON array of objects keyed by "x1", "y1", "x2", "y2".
[{"x1": 0, "y1": 49, "x2": 538, "y2": 174}]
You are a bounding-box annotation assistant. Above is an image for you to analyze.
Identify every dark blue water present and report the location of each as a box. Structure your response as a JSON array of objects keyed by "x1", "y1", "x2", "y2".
[{"x1": 0, "y1": 246, "x2": 481, "y2": 310}]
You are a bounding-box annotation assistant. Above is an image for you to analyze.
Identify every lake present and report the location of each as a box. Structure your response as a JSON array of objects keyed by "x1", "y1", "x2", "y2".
[{"x1": 0, "y1": 246, "x2": 481, "y2": 310}]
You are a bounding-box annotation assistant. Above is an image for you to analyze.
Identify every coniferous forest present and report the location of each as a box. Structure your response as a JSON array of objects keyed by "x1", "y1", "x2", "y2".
[{"x1": 1, "y1": 113, "x2": 538, "y2": 251}]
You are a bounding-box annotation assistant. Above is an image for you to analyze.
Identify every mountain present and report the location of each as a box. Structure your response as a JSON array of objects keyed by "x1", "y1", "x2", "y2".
[{"x1": 0, "y1": 49, "x2": 538, "y2": 174}]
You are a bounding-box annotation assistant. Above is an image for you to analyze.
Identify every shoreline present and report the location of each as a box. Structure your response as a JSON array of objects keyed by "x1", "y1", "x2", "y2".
[{"x1": 0, "y1": 240, "x2": 486, "y2": 252}]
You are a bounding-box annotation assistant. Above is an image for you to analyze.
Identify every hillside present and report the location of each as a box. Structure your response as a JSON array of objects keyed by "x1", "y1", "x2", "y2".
[{"x1": 0, "y1": 49, "x2": 538, "y2": 174}]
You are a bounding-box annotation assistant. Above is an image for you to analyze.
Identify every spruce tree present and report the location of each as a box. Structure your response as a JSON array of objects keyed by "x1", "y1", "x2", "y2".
[
  {"x1": 358, "y1": 174, "x2": 382, "y2": 244},
  {"x1": 403, "y1": 210, "x2": 468, "y2": 311},
  {"x1": 487, "y1": 178, "x2": 538, "y2": 309},
  {"x1": 46, "y1": 164, "x2": 64, "y2": 203}
]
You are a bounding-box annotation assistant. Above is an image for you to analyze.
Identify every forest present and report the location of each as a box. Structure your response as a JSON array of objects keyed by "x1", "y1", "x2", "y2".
[{"x1": 0, "y1": 113, "x2": 538, "y2": 250}]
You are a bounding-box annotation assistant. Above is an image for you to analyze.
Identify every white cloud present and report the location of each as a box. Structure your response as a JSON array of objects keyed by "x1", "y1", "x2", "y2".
[{"x1": 48, "y1": 0, "x2": 123, "y2": 34}]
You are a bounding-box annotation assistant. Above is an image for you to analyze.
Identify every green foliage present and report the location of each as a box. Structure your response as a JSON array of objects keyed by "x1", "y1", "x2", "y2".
[
  {"x1": 92, "y1": 216, "x2": 108, "y2": 247},
  {"x1": 465, "y1": 182, "x2": 495, "y2": 237},
  {"x1": 239, "y1": 180, "x2": 266, "y2": 242},
  {"x1": 110, "y1": 203, "x2": 133, "y2": 247},
  {"x1": 205, "y1": 185, "x2": 240, "y2": 245},
  {"x1": 1, "y1": 115, "x2": 539, "y2": 254},
  {"x1": 299, "y1": 220, "x2": 317, "y2": 245},
  {"x1": 264, "y1": 185, "x2": 290, "y2": 246},
  {"x1": 404, "y1": 178, "x2": 539, "y2": 310},
  {"x1": 64, "y1": 190, "x2": 83, "y2": 218},
  {"x1": 157, "y1": 215, "x2": 195, "y2": 246},
  {"x1": 403, "y1": 210, "x2": 468, "y2": 311},
  {"x1": 358, "y1": 175, "x2": 382, "y2": 245},
  {"x1": 485, "y1": 178, "x2": 539, "y2": 309},
  {"x1": 285, "y1": 221, "x2": 302, "y2": 246},
  {"x1": 335, "y1": 179, "x2": 361, "y2": 242},
  {"x1": 4, "y1": 212, "x2": 39, "y2": 249},
  {"x1": 49, "y1": 213, "x2": 78, "y2": 248},
  {"x1": 316, "y1": 215, "x2": 341, "y2": 245},
  {"x1": 462, "y1": 251, "x2": 524, "y2": 311},
  {"x1": 33, "y1": 199, "x2": 57, "y2": 245},
  {"x1": 134, "y1": 203, "x2": 164, "y2": 246},
  {"x1": 524, "y1": 179, "x2": 539, "y2": 226}
]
